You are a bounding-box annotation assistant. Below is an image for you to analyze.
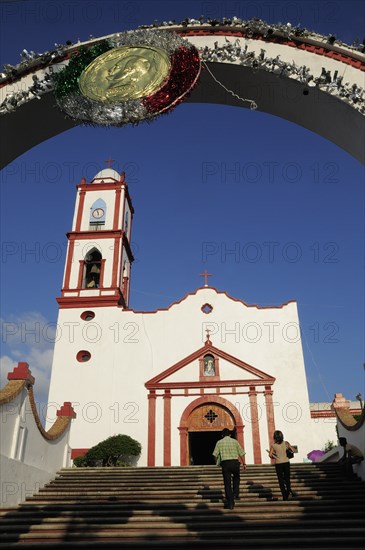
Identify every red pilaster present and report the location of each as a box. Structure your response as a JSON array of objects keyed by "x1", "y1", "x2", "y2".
[
  {"x1": 264, "y1": 385, "x2": 276, "y2": 460},
  {"x1": 99, "y1": 259, "x2": 106, "y2": 288},
  {"x1": 113, "y1": 188, "x2": 122, "y2": 230},
  {"x1": 111, "y1": 237, "x2": 120, "y2": 287},
  {"x1": 235, "y1": 423, "x2": 244, "y2": 450},
  {"x1": 75, "y1": 190, "x2": 86, "y2": 232},
  {"x1": 63, "y1": 240, "x2": 75, "y2": 290},
  {"x1": 179, "y1": 427, "x2": 188, "y2": 466},
  {"x1": 163, "y1": 390, "x2": 171, "y2": 466},
  {"x1": 77, "y1": 260, "x2": 84, "y2": 289},
  {"x1": 147, "y1": 390, "x2": 156, "y2": 466},
  {"x1": 249, "y1": 386, "x2": 262, "y2": 464}
]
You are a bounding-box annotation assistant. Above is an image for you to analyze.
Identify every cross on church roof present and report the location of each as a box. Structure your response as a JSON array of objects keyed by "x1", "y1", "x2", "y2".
[
  {"x1": 105, "y1": 157, "x2": 115, "y2": 168},
  {"x1": 200, "y1": 270, "x2": 212, "y2": 287}
]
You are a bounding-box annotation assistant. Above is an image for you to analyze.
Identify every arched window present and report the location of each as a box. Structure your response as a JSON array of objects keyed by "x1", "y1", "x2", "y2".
[
  {"x1": 83, "y1": 248, "x2": 102, "y2": 288},
  {"x1": 89, "y1": 198, "x2": 106, "y2": 230}
]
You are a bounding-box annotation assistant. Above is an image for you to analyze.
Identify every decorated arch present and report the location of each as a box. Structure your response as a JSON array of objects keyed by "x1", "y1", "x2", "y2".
[{"x1": 1, "y1": 18, "x2": 364, "y2": 168}]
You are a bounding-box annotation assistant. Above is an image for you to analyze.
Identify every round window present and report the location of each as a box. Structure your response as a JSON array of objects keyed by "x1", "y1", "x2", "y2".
[
  {"x1": 81, "y1": 311, "x2": 95, "y2": 321},
  {"x1": 76, "y1": 350, "x2": 91, "y2": 363}
]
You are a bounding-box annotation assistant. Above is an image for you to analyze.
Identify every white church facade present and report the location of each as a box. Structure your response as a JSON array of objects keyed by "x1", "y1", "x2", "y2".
[{"x1": 46, "y1": 164, "x2": 339, "y2": 466}]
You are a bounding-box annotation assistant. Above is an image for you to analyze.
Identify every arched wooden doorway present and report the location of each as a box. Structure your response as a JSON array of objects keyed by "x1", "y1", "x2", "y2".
[{"x1": 179, "y1": 396, "x2": 244, "y2": 466}]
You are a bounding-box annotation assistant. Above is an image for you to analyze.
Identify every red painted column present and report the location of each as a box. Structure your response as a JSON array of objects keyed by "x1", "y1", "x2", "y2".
[
  {"x1": 163, "y1": 390, "x2": 171, "y2": 466},
  {"x1": 77, "y1": 260, "x2": 84, "y2": 289},
  {"x1": 249, "y1": 386, "x2": 262, "y2": 464},
  {"x1": 111, "y1": 237, "x2": 120, "y2": 288},
  {"x1": 63, "y1": 240, "x2": 75, "y2": 290},
  {"x1": 235, "y1": 424, "x2": 244, "y2": 450},
  {"x1": 99, "y1": 259, "x2": 106, "y2": 288},
  {"x1": 147, "y1": 390, "x2": 156, "y2": 466},
  {"x1": 75, "y1": 190, "x2": 86, "y2": 232},
  {"x1": 179, "y1": 427, "x2": 188, "y2": 466},
  {"x1": 264, "y1": 385, "x2": 276, "y2": 462},
  {"x1": 113, "y1": 188, "x2": 122, "y2": 230}
]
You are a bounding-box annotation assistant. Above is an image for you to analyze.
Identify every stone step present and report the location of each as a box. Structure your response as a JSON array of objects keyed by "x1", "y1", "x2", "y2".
[
  {"x1": 0, "y1": 543, "x2": 364, "y2": 550},
  {"x1": 26, "y1": 489, "x2": 364, "y2": 502},
  {"x1": 1, "y1": 515, "x2": 364, "y2": 531},
  {"x1": 2, "y1": 499, "x2": 364, "y2": 516},
  {"x1": 1, "y1": 524, "x2": 365, "y2": 539},
  {"x1": 1, "y1": 532, "x2": 365, "y2": 548},
  {"x1": 0, "y1": 464, "x2": 364, "y2": 549},
  {"x1": 1, "y1": 501, "x2": 364, "y2": 515}
]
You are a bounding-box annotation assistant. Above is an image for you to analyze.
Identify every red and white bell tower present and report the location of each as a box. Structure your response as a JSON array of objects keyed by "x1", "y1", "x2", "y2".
[{"x1": 58, "y1": 160, "x2": 134, "y2": 309}]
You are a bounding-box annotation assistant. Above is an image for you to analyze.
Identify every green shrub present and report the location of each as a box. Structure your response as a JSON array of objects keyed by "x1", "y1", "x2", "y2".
[
  {"x1": 322, "y1": 440, "x2": 335, "y2": 453},
  {"x1": 73, "y1": 456, "x2": 86, "y2": 467},
  {"x1": 73, "y1": 434, "x2": 141, "y2": 467}
]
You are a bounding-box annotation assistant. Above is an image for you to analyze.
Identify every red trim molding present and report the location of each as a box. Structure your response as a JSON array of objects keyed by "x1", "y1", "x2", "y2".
[
  {"x1": 57, "y1": 294, "x2": 124, "y2": 308},
  {"x1": 67, "y1": 229, "x2": 123, "y2": 240},
  {"x1": 264, "y1": 385, "x2": 275, "y2": 435},
  {"x1": 133, "y1": 286, "x2": 296, "y2": 314},
  {"x1": 249, "y1": 386, "x2": 262, "y2": 464},
  {"x1": 75, "y1": 190, "x2": 86, "y2": 232},
  {"x1": 71, "y1": 448, "x2": 89, "y2": 459},
  {"x1": 113, "y1": 188, "x2": 122, "y2": 230},
  {"x1": 163, "y1": 390, "x2": 172, "y2": 466},
  {"x1": 111, "y1": 237, "x2": 120, "y2": 287},
  {"x1": 63, "y1": 240, "x2": 75, "y2": 290},
  {"x1": 147, "y1": 390, "x2": 156, "y2": 466},
  {"x1": 146, "y1": 341, "x2": 275, "y2": 390}
]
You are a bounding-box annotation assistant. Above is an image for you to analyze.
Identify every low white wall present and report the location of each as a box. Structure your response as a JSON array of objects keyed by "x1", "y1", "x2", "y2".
[
  {"x1": 337, "y1": 422, "x2": 365, "y2": 481},
  {"x1": 0, "y1": 365, "x2": 74, "y2": 507},
  {"x1": 0, "y1": 455, "x2": 60, "y2": 506}
]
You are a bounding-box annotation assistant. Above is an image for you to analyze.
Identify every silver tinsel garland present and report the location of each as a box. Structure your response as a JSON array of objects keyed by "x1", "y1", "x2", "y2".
[
  {"x1": 56, "y1": 29, "x2": 199, "y2": 127},
  {"x1": 1, "y1": 26, "x2": 364, "y2": 116}
]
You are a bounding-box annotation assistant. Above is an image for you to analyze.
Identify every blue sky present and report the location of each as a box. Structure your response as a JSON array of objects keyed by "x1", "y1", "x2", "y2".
[{"x1": 0, "y1": 0, "x2": 364, "y2": 413}]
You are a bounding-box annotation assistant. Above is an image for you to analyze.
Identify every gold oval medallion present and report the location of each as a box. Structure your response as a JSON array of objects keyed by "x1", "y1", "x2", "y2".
[{"x1": 79, "y1": 46, "x2": 171, "y2": 103}]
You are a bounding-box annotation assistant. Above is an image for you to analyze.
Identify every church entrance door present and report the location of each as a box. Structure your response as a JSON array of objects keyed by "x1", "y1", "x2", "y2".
[
  {"x1": 189, "y1": 431, "x2": 220, "y2": 464},
  {"x1": 187, "y1": 403, "x2": 235, "y2": 465}
]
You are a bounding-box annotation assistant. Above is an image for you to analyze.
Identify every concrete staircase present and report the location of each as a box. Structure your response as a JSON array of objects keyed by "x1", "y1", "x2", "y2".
[{"x1": 1, "y1": 463, "x2": 365, "y2": 549}]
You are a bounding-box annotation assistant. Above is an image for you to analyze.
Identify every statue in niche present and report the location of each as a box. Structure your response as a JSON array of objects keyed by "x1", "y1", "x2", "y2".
[{"x1": 204, "y1": 355, "x2": 215, "y2": 376}]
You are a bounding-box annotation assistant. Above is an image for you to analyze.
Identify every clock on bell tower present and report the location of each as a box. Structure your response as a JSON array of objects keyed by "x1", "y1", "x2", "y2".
[{"x1": 57, "y1": 160, "x2": 134, "y2": 309}]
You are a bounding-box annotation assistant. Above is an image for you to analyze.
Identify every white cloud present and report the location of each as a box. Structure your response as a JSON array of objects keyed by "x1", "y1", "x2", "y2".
[
  {"x1": 1, "y1": 312, "x2": 54, "y2": 413},
  {"x1": 0, "y1": 355, "x2": 17, "y2": 387}
]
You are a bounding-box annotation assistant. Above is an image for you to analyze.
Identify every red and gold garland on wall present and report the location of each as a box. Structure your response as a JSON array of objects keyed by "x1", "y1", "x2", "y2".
[{"x1": 54, "y1": 29, "x2": 201, "y2": 127}]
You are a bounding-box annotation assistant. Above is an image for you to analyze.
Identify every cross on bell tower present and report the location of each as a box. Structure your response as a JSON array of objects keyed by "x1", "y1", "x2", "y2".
[{"x1": 105, "y1": 157, "x2": 115, "y2": 168}]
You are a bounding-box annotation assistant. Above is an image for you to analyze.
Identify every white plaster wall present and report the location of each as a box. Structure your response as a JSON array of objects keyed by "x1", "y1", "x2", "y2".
[
  {"x1": 1, "y1": 388, "x2": 73, "y2": 506},
  {"x1": 47, "y1": 287, "x2": 319, "y2": 465},
  {"x1": 0, "y1": 391, "x2": 23, "y2": 457},
  {"x1": 0, "y1": 455, "x2": 56, "y2": 506},
  {"x1": 309, "y1": 416, "x2": 339, "y2": 449}
]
